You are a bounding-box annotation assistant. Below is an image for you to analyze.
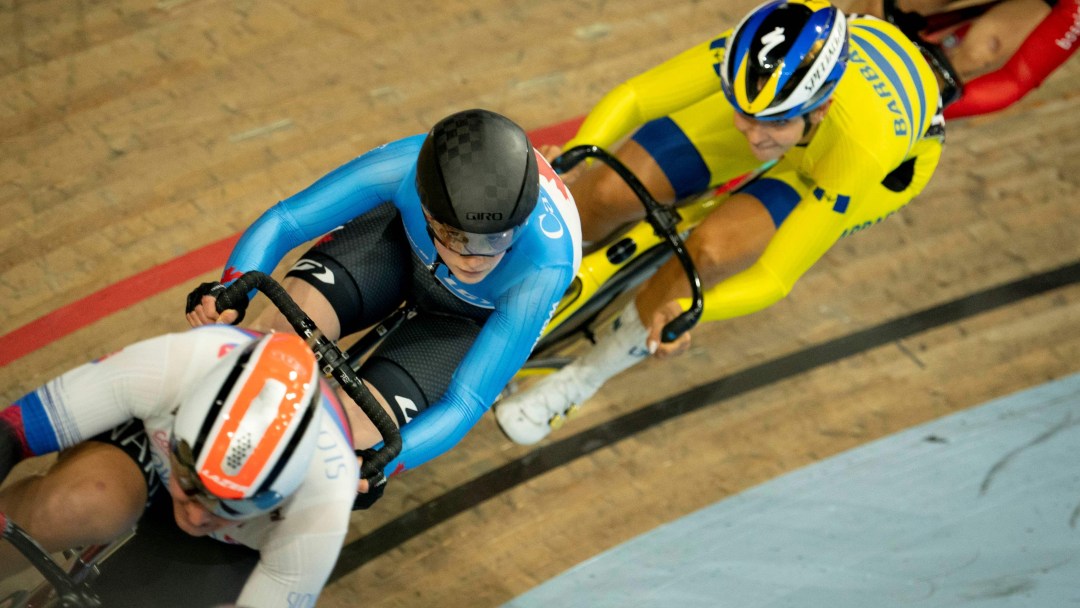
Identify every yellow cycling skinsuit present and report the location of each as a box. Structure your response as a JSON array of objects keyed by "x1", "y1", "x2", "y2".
[{"x1": 566, "y1": 14, "x2": 943, "y2": 322}]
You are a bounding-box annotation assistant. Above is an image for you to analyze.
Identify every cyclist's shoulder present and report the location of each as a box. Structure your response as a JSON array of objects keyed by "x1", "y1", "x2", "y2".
[
  {"x1": 331, "y1": 133, "x2": 424, "y2": 178},
  {"x1": 97, "y1": 326, "x2": 256, "y2": 367},
  {"x1": 648, "y1": 29, "x2": 735, "y2": 73},
  {"x1": 513, "y1": 174, "x2": 581, "y2": 272},
  {"x1": 379, "y1": 132, "x2": 426, "y2": 155},
  {"x1": 1029, "y1": 0, "x2": 1079, "y2": 43},
  {"x1": 827, "y1": 18, "x2": 939, "y2": 141},
  {"x1": 183, "y1": 324, "x2": 263, "y2": 350},
  {"x1": 315, "y1": 389, "x2": 357, "y2": 458},
  {"x1": 136, "y1": 326, "x2": 264, "y2": 382},
  {"x1": 271, "y1": 414, "x2": 357, "y2": 518}
]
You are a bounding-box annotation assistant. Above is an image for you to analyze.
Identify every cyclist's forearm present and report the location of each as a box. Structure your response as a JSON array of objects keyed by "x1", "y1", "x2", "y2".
[
  {"x1": 385, "y1": 394, "x2": 480, "y2": 473},
  {"x1": 222, "y1": 206, "x2": 311, "y2": 283},
  {"x1": 685, "y1": 263, "x2": 791, "y2": 323}
]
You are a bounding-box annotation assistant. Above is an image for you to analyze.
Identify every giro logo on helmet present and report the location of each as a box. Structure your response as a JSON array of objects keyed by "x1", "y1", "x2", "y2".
[{"x1": 465, "y1": 212, "x2": 505, "y2": 221}]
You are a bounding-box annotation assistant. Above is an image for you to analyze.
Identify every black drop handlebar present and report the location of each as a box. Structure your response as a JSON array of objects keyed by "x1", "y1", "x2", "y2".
[
  {"x1": 214, "y1": 271, "x2": 402, "y2": 489},
  {"x1": 553, "y1": 145, "x2": 704, "y2": 342}
]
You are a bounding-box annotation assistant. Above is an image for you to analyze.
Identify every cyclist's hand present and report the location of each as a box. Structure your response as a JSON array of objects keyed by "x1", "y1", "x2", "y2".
[
  {"x1": 356, "y1": 453, "x2": 370, "y2": 494},
  {"x1": 352, "y1": 452, "x2": 387, "y2": 510},
  {"x1": 646, "y1": 300, "x2": 692, "y2": 359},
  {"x1": 538, "y1": 144, "x2": 563, "y2": 163},
  {"x1": 542, "y1": 144, "x2": 588, "y2": 185},
  {"x1": 185, "y1": 282, "x2": 240, "y2": 327}
]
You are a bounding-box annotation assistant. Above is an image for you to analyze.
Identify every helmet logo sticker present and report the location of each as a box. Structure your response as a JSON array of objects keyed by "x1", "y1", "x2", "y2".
[
  {"x1": 800, "y1": 15, "x2": 847, "y2": 97},
  {"x1": 465, "y1": 212, "x2": 504, "y2": 221},
  {"x1": 758, "y1": 27, "x2": 786, "y2": 66}
]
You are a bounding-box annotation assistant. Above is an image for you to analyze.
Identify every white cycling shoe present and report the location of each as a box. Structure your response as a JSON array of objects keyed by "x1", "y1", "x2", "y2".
[
  {"x1": 494, "y1": 369, "x2": 596, "y2": 445},
  {"x1": 497, "y1": 301, "x2": 652, "y2": 445}
]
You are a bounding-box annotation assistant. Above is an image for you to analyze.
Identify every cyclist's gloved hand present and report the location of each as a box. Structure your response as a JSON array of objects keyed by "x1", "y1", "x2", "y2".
[
  {"x1": 185, "y1": 281, "x2": 246, "y2": 327},
  {"x1": 352, "y1": 448, "x2": 388, "y2": 510},
  {"x1": 0, "y1": 420, "x2": 25, "y2": 483}
]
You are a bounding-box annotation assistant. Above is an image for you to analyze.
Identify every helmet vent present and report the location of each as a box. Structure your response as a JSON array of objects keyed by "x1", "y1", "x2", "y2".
[{"x1": 225, "y1": 432, "x2": 254, "y2": 475}]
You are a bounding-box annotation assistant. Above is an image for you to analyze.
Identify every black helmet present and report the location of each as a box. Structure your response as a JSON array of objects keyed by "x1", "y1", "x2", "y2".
[{"x1": 416, "y1": 109, "x2": 539, "y2": 250}]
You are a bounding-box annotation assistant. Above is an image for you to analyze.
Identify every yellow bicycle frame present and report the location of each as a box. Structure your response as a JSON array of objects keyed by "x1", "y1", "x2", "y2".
[{"x1": 543, "y1": 193, "x2": 720, "y2": 338}]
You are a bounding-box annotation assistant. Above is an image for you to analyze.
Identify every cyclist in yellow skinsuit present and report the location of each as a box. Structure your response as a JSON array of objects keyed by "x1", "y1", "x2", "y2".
[{"x1": 496, "y1": 0, "x2": 945, "y2": 444}]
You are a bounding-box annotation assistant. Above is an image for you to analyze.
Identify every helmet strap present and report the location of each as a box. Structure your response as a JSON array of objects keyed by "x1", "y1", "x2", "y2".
[{"x1": 800, "y1": 99, "x2": 833, "y2": 140}]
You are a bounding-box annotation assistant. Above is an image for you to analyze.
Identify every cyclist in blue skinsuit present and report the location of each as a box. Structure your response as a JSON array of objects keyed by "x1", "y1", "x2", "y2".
[{"x1": 187, "y1": 109, "x2": 581, "y2": 491}]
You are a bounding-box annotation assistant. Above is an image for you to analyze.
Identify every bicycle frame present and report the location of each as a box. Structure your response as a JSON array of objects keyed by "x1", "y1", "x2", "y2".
[
  {"x1": 532, "y1": 177, "x2": 721, "y2": 358},
  {"x1": 528, "y1": 146, "x2": 769, "y2": 365},
  {"x1": 0, "y1": 512, "x2": 108, "y2": 608},
  {"x1": 340, "y1": 146, "x2": 759, "y2": 376}
]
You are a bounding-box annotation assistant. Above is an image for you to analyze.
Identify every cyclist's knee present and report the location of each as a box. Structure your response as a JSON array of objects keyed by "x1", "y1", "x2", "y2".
[
  {"x1": 35, "y1": 445, "x2": 146, "y2": 546},
  {"x1": 39, "y1": 481, "x2": 140, "y2": 546},
  {"x1": 575, "y1": 165, "x2": 635, "y2": 213},
  {"x1": 575, "y1": 165, "x2": 646, "y2": 241},
  {"x1": 251, "y1": 277, "x2": 343, "y2": 340},
  {"x1": 346, "y1": 381, "x2": 401, "y2": 451}
]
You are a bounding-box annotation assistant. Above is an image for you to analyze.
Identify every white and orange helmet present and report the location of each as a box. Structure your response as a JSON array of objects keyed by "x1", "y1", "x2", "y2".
[{"x1": 170, "y1": 332, "x2": 323, "y2": 520}]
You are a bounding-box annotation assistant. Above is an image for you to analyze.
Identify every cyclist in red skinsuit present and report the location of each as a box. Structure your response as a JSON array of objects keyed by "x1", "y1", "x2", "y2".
[{"x1": 946, "y1": 0, "x2": 1080, "y2": 118}]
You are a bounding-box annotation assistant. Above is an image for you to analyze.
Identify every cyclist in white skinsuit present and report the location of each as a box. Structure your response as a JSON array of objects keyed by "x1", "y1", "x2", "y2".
[{"x1": 0, "y1": 326, "x2": 357, "y2": 608}]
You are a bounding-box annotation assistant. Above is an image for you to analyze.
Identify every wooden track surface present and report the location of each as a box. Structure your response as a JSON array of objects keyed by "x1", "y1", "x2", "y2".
[{"x1": 2, "y1": 1, "x2": 1079, "y2": 606}]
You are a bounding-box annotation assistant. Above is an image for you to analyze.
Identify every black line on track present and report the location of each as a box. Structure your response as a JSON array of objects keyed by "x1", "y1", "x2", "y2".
[{"x1": 330, "y1": 260, "x2": 1080, "y2": 580}]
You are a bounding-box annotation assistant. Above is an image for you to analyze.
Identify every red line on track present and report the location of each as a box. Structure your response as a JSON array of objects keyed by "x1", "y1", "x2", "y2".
[{"x1": 0, "y1": 118, "x2": 585, "y2": 367}]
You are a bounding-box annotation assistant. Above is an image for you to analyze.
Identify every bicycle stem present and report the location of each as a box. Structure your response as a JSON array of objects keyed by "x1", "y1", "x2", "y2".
[
  {"x1": 0, "y1": 512, "x2": 100, "y2": 607},
  {"x1": 215, "y1": 272, "x2": 402, "y2": 486},
  {"x1": 555, "y1": 145, "x2": 704, "y2": 342}
]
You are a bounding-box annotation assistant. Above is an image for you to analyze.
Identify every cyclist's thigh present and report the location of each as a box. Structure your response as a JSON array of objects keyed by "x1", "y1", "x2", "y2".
[
  {"x1": 584, "y1": 136, "x2": 672, "y2": 202},
  {"x1": 899, "y1": 0, "x2": 954, "y2": 13},
  {"x1": 0, "y1": 441, "x2": 144, "y2": 511},
  {"x1": 358, "y1": 310, "x2": 485, "y2": 429},
  {"x1": 83, "y1": 419, "x2": 160, "y2": 505},
  {"x1": 352, "y1": 253, "x2": 491, "y2": 433},
  {"x1": 657, "y1": 92, "x2": 761, "y2": 195},
  {"x1": 950, "y1": 0, "x2": 1051, "y2": 77},
  {"x1": 1, "y1": 425, "x2": 151, "y2": 547},
  {"x1": 739, "y1": 158, "x2": 810, "y2": 228},
  {"x1": 571, "y1": 139, "x2": 664, "y2": 242},
  {"x1": 285, "y1": 202, "x2": 412, "y2": 337},
  {"x1": 249, "y1": 277, "x2": 342, "y2": 338}
]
